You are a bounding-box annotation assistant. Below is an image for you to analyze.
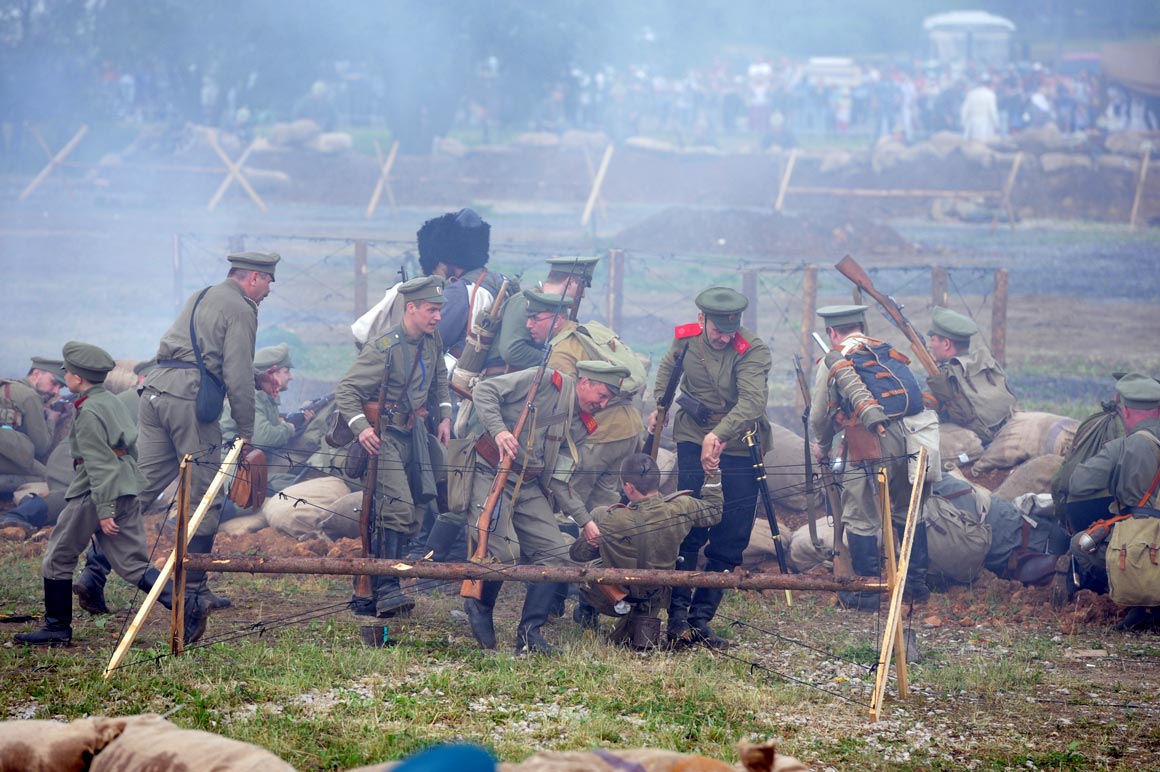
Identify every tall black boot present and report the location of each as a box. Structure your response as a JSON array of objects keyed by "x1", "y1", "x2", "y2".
[
  {"x1": 181, "y1": 533, "x2": 218, "y2": 644},
  {"x1": 376, "y1": 530, "x2": 416, "y2": 618},
  {"x1": 464, "y1": 580, "x2": 503, "y2": 649},
  {"x1": 15, "y1": 579, "x2": 73, "y2": 647},
  {"x1": 684, "y1": 559, "x2": 731, "y2": 649},
  {"x1": 514, "y1": 582, "x2": 564, "y2": 655},
  {"x1": 666, "y1": 549, "x2": 699, "y2": 642},
  {"x1": 840, "y1": 533, "x2": 881, "y2": 612},
  {"x1": 424, "y1": 517, "x2": 464, "y2": 562},
  {"x1": 903, "y1": 523, "x2": 931, "y2": 603},
  {"x1": 187, "y1": 532, "x2": 231, "y2": 610},
  {"x1": 74, "y1": 541, "x2": 112, "y2": 615}
]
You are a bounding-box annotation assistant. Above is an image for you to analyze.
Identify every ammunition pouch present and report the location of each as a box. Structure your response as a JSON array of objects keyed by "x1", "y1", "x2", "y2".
[
  {"x1": 473, "y1": 432, "x2": 542, "y2": 480},
  {"x1": 676, "y1": 393, "x2": 730, "y2": 427}
]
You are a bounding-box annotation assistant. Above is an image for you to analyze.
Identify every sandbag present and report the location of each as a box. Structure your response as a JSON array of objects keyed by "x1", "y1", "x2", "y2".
[
  {"x1": 261, "y1": 477, "x2": 352, "y2": 539},
  {"x1": 993, "y1": 454, "x2": 1063, "y2": 501},
  {"x1": 1040, "y1": 152, "x2": 1093, "y2": 173},
  {"x1": 940, "y1": 422, "x2": 984, "y2": 467},
  {"x1": 324, "y1": 491, "x2": 363, "y2": 540},
  {"x1": 219, "y1": 512, "x2": 269, "y2": 536},
  {"x1": 785, "y1": 519, "x2": 843, "y2": 574},
  {"x1": 0, "y1": 716, "x2": 127, "y2": 772},
  {"x1": 91, "y1": 714, "x2": 295, "y2": 772},
  {"x1": 103, "y1": 359, "x2": 139, "y2": 395},
  {"x1": 764, "y1": 423, "x2": 823, "y2": 513},
  {"x1": 656, "y1": 447, "x2": 678, "y2": 495},
  {"x1": 308, "y1": 132, "x2": 353, "y2": 155},
  {"x1": 972, "y1": 412, "x2": 1077, "y2": 474}
]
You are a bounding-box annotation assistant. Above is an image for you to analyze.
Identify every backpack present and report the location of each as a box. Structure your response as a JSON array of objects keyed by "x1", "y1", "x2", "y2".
[
  {"x1": 926, "y1": 355, "x2": 1017, "y2": 443},
  {"x1": 924, "y1": 489, "x2": 993, "y2": 583},
  {"x1": 1050, "y1": 401, "x2": 1125, "y2": 531},
  {"x1": 554, "y1": 320, "x2": 647, "y2": 395},
  {"x1": 1106, "y1": 516, "x2": 1160, "y2": 606},
  {"x1": 845, "y1": 340, "x2": 924, "y2": 419}
]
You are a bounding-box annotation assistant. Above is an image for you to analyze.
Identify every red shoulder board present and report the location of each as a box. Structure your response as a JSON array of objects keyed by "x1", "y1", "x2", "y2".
[
  {"x1": 74, "y1": 395, "x2": 89, "y2": 412},
  {"x1": 579, "y1": 411, "x2": 598, "y2": 435},
  {"x1": 551, "y1": 370, "x2": 563, "y2": 391},
  {"x1": 674, "y1": 322, "x2": 702, "y2": 339},
  {"x1": 732, "y1": 332, "x2": 750, "y2": 356}
]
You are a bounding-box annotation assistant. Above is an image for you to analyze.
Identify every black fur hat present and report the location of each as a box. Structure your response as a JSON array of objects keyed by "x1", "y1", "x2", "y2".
[{"x1": 417, "y1": 208, "x2": 490, "y2": 276}]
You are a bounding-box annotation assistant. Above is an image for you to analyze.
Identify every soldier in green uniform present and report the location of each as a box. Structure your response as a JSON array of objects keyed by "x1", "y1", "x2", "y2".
[
  {"x1": 73, "y1": 251, "x2": 279, "y2": 638},
  {"x1": 15, "y1": 343, "x2": 195, "y2": 647},
  {"x1": 925, "y1": 306, "x2": 1017, "y2": 445},
  {"x1": 648, "y1": 287, "x2": 772, "y2": 648},
  {"x1": 1067, "y1": 372, "x2": 1160, "y2": 631},
  {"x1": 0, "y1": 358, "x2": 62, "y2": 480},
  {"x1": 809, "y1": 305, "x2": 931, "y2": 611},
  {"x1": 462, "y1": 359, "x2": 627, "y2": 653},
  {"x1": 570, "y1": 453, "x2": 723, "y2": 649},
  {"x1": 494, "y1": 256, "x2": 598, "y2": 371},
  {"x1": 26, "y1": 356, "x2": 67, "y2": 405},
  {"x1": 336, "y1": 276, "x2": 452, "y2": 618}
]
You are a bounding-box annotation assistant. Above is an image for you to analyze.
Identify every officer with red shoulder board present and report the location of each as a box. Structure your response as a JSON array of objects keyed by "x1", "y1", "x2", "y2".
[{"x1": 648, "y1": 287, "x2": 772, "y2": 649}]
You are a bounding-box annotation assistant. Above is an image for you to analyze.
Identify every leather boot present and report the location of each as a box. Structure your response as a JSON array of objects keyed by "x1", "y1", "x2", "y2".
[
  {"x1": 138, "y1": 566, "x2": 174, "y2": 610},
  {"x1": 902, "y1": 523, "x2": 931, "y2": 603},
  {"x1": 424, "y1": 517, "x2": 464, "y2": 562},
  {"x1": 514, "y1": 582, "x2": 563, "y2": 655},
  {"x1": 74, "y1": 542, "x2": 112, "y2": 615},
  {"x1": 839, "y1": 533, "x2": 881, "y2": 612},
  {"x1": 573, "y1": 599, "x2": 600, "y2": 631},
  {"x1": 464, "y1": 581, "x2": 502, "y2": 649},
  {"x1": 376, "y1": 530, "x2": 416, "y2": 618},
  {"x1": 1115, "y1": 606, "x2": 1158, "y2": 632},
  {"x1": 665, "y1": 549, "x2": 699, "y2": 642},
  {"x1": 15, "y1": 579, "x2": 73, "y2": 647},
  {"x1": 187, "y1": 533, "x2": 231, "y2": 610}
]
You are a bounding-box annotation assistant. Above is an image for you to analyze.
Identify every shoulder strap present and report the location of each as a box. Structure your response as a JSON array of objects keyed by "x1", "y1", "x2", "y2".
[
  {"x1": 189, "y1": 287, "x2": 213, "y2": 374},
  {"x1": 1133, "y1": 430, "x2": 1160, "y2": 508}
]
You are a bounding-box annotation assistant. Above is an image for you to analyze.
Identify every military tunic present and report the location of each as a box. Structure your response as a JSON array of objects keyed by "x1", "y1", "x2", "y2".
[
  {"x1": 571, "y1": 472, "x2": 722, "y2": 642},
  {"x1": 336, "y1": 326, "x2": 450, "y2": 534},
  {"x1": 468, "y1": 367, "x2": 592, "y2": 565},
  {"x1": 0, "y1": 377, "x2": 53, "y2": 476},
  {"x1": 137, "y1": 279, "x2": 260, "y2": 537},
  {"x1": 493, "y1": 292, "x2": 543, "y2": 371},
  {"x1": 548, "y1": 320, "x2": 644, "y2": 508},
  {"x1": 42, "y1": 385, "x2": 151, "y2": 585},
  {"x1": 221, "y1": 389, "x2": 295, "y2": 449},
  {"x1": 655, "y1": 323, "x2": 771, "y2": 570}
]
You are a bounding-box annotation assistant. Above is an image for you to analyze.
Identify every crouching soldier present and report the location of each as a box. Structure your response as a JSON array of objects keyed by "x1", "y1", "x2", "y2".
[
  {"x1": 570, "y1": 453, "x2": 722, "y2": 650},
  {"x1": 16, "y1": 342, "x2": 203, "y2": 647}
]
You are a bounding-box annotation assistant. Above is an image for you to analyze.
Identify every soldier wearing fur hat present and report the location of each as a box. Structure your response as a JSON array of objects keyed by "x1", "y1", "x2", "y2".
[
  {"x1": 462, "y1": 359, "x2": 627, "y2": 654},
  {"x1": 1068, "y1": 372, "x2": 1160, "y2": 631},
  {"x1": 648, "y1": 287, "x2": 772, "y2": 648},
  {"x1": 336, "y1": 276, "x2": 453, "y2": 619},
  {"x1": 73, "y1": 251, "x2": 279, "y2": 640},
  {"x1": 15, "y1": 342, "x2": 196, "y2": 647},
  {"x1": 925, "y1": 306, "x2": 1017, "y2": 444}
]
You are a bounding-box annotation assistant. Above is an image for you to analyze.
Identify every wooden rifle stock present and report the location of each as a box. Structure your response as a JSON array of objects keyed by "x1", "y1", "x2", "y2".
[
  {"x1": 792, "y1": 355, "x2": 822, "y2": 549},
  {"x1": 819, "y1": 461, "x2": 853, "y2": 579},
  {"x1": 834, "y1": 255, "x2": 940, "y2": 377},
  {"x1": 643, "y1": 342, "x2": 688, "y2": 460},
  {"x1": 357, "y1": 353, "x2": 394, "y2": 597}
]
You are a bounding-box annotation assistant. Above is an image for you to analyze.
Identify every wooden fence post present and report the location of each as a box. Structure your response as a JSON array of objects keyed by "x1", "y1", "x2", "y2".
[
  {"x1": 607, "y1": 248, "x2": 624, "y2": 332},
  {"x1": 800, "y1": 265, "x2": 818, "y2": 366},
  {"x1": 1129, "y1": 144, "x2": 1152, "y2": 232},
  {"x1": 931, "y1": 267, "x2": 948, "y2": 308},
  {"x1": 742, "y1": 269, "x2": 758, "y2": 331},
  {"x1": 991, "y1": 268, "x2": 1008, "y2": 366},
  {"x1": 354, "y1": 240, "x2": 368, "y2": 317}
]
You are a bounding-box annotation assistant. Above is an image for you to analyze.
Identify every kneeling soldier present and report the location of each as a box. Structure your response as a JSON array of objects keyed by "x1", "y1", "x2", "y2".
[
  {"x1": 570, "y1": 453, "x2": 722, "y2": 649},
  {"x1": 16, "y1": 342, "x2": 202, "y2": 647}
]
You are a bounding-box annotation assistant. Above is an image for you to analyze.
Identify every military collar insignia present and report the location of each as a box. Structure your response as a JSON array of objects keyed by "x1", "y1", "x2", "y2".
[
  {"x1": 579, "y1": 411, "x2": 598, "y2": 434},
  {"x1": 732, "y1": 332, "x2": 750, "y2": 355},
  {"x1": 675, "y1": 322, "x2": 702, "y2": 339},
  {"x1": 551, "y1": 370, "x2": 563, "y2": 391},
  {"x1": 74, "y1": 394, "x2": 89, "y2": 411}
]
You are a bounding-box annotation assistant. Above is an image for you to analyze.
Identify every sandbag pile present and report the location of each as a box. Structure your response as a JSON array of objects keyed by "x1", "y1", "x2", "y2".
[{"x1": 971, "y1": 411, "x2": 1077, "y2": 475}]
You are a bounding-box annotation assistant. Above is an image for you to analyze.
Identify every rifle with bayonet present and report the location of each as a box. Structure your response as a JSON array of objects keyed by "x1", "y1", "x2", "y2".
[
  {"x1": 810, "y1": 331, "x2": 853, "y2": 579},
  {"x1": 834, "y1": 255, "x2": 940, "y2": 378},
  {"x1": 461, "y1": 283, "x2": 570, "y2": 600},
  {"x1": 743, "y1": 427, "x2": 793, "y2": 606},
  {"x1": 792, "y1": 355, "x2": 822, "y2": 550},
  {"x1": 643, "y1": 342, "x2": 688, "y2": 460}
]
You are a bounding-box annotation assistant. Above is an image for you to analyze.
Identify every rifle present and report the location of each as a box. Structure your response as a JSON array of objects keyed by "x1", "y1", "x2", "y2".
[
  {"x1": 50, "y1": 394, "x2": 77, "y2": 414},
  {"x1": 811, "y1": 332, "x2": 853, "y2": 579},
  {"x1": 568, "y1": 271, "x2": 590, "y2": 322},
  {"x1": 451, "y1": 278, "x2": 511, "y2": 395},
  {"x1": 743, "y1": 427, "x2": 792, "y2": 606},
  {"x1": 792, "y1": 355, "x2": 822, "y2": 550},
  {"x1": 642, "y1": 342, "x2": 688, "y2": 460},
  {"x1": 285, "y1": 393, "x2": 335, "y2": 432},
  {"x1": 356, "y1": 347, "x2": 395, "y2": 599},
  {"x1": 461, "y1": 284, "x2": 570, "y2": 600},
  {"x1": 834, "y1": 255, "x2": 940, "y2": 378}
]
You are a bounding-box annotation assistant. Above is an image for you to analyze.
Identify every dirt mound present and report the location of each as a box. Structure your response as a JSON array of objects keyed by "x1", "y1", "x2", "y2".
[{"x1": 613, "y1": 207, "x2": 915, "y2": 260}]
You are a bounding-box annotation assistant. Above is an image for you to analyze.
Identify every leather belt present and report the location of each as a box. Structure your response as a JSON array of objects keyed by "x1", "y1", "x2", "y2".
[
  {"x1": 157, "y1": 359, "x2": 198, "y2": 370},
  {"x1": 75, "y1": 448, "x2": 127, "y2": 469}
]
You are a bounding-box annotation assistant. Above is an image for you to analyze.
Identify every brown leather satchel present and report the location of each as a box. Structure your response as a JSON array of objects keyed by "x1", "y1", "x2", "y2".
[{"x1": 229, "y1": 448, "x2": 268, "y2": 510}]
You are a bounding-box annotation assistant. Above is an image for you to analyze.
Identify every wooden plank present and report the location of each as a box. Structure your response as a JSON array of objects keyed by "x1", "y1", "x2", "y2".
[
  {"x1": 1129, "y1": 145, "x2": 1152, "y2": 232},
  {"x1": 206, "y1": 133, "x2": 267, "y2": 213},
  {"x1": 18, "y1": 124, "x2": 89, "y2": 201},
  {"x1": 878, "y1": 470, "x2": 909, "y2": 698},
  {"x1": 774, "y1": 149, "x2": 798, "y2": 212},
  {"x1": 365, "y1": 139, "x2": 400, "y2": 219},
  {"x1": 581, "y1": 144, "x2": 614, "y2": 227},
  {"x1": 170, "y1": 459, "x2": 191, "y2": 655}
]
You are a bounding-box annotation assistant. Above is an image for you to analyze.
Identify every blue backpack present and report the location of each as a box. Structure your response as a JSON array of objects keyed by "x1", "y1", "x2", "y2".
[{"x1": 846, "y1": 340, "x2": 924, "y2": 419}]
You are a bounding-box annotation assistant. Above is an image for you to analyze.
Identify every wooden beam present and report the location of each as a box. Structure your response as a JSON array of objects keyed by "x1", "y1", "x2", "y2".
[
  {"x1": 18, "y1": 124, "x2": 89, "y2": 201},
  {"x1": 1129, "y1": 144, "x2": 1152, "y2": 232},
  {"x1": 365, "y1": 139, "x2": 400, "y2": 219},
  {"x1": 206, "y1": 132, "x2": 267, "y2": 213},
  {"x1": 877, "y1": 470, "x2": 910, "y2": 699},
  {"x1": 774, "y1": 149, "x2": 798, "y2": 212},
  {"x1": 581, "y1": 144, "x2": 614, "y2": 227}
]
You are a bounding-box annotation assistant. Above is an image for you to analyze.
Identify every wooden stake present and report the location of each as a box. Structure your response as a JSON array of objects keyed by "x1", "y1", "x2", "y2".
[
  {"x1": 799, "y1": 265, "x2": 818, "y2": 392},
  {"x1": 206, "y1": 132, "x2": 267, "y2": 213},
  {"x1": 931, "y1": 267, "x2": 948, "y2": 308},
  {"x1": 877, "y1": 470, "x2": 910, "y2": 698},
  {"x1": 581, "y1": 144, "x2": 614, "y2": 227},
  {"x1": 18, "y1": 124, "x2": 89, "y2": 201},
  {"x1": 606, "y1": 248, "x2": 624, "y2": 332},
  {"x1": 354, "y1": 240, "x2": 368, "y2": 317},
  {"x1": 742, "y1": 269, "x2": 759, "y2": 332},
  {"x1": 870, "y1": 447, "x2": 927, "y2": 722},
  {"x1": 365, "y1": 139, "x2": 400, "y2": 219},
  {"x1": 774, "y1": 149, "x2": 798, "y2": 212},
  {"x1": 991, "y1": 268, "x2": 1009, "y2": 367},
  {"x1": 1129, "y1": 144, "x2": 1152, "y2": 232},
  {"x1": 104, "y1": 439, "x2": 245, "y2": 678},
  {"x1": 170, "y1": 458, "x2": 191, "y2": 655},
  {"x1": 997, "y1": 152, "x2": 1024, "y2": 233},
  {"x1": 583, "y1": 144, "x2": 608, "y2": 221}
]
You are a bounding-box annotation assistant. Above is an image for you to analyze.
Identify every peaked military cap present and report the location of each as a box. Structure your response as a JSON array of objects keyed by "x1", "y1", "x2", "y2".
[
  {"x1": 524, "y1": 288, "x2": 570, "y2": 316},
  {"x1": 929, "y1": 307, "x2": 978, "y2": 344},
  {"x1": 1115, "y1": 372, "x2": 1160, "y2": 410},
  {"x1": 29, "y1": 356, "x2": 67, "y2": 386},
  {"x1": 417, "y1": 208, "x2": 490, "y2": 276},
  {"x1": 576, "y1": 360, "x2": 631, "y2": 390},
  {"x1": 817, "y1": 304, "x2": 868, "y2": 329},
  {"x1": 397, "y1": 275, "x2": 446, "y2": 305},
  {"x1": 545, "y1": 255, "x2": 600, "y2": 281},
  {"x1": 61, "y1": 341, "x2": 116, "y2": 384},
  {"x1": 695, "y1": 287, "x2": 748, "y2": 334},
  {"x1": 253, "y1": 343, "x2": 293, "y2": 373},
  {"x1": 228, "y1": 251, "x2": 281, "y2": 278}
]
